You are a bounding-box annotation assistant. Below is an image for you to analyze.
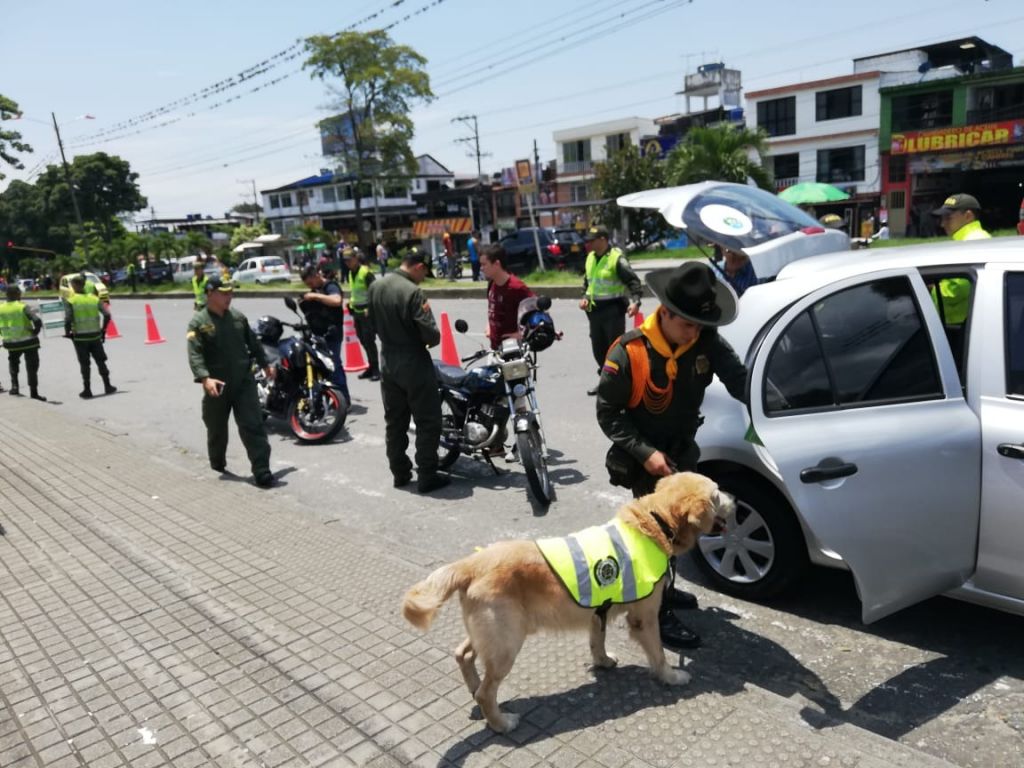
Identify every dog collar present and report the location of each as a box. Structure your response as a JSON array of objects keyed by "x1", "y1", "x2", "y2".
[{"x1": 650, "y1": 511, "x2": 675, "y2": 543}]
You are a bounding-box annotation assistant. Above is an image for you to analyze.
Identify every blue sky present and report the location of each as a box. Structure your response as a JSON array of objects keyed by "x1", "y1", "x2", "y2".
[{"x1": 3, "y1": 0, "x2": 1022, "y2": 219}]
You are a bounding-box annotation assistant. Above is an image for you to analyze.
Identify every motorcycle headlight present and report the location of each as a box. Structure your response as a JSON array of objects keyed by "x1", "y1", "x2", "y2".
[
  {"x1": 321, "y1": 356, "x2": 335, "y2": 372},
  {"x1": 512, "y1": 383, "x2": 527, "y2": 398}
]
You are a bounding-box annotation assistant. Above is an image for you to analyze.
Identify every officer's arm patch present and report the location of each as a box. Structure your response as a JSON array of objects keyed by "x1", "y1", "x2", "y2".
[
  {"x1": 186, "y1": 331, "x2": 197, "y2": 340},
  {"x1": 602, "y1": 359, "x2": 619, "y2": 375}
]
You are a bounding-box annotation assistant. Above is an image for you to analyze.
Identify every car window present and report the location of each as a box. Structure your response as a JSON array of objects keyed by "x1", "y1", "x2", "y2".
[
  {"x1": 262, "y1": 258, "x2": 285, "y2": 268},
  {"x1": 765, "y1": 276, "x2": 942, "y2": 414},
  {"x1": 1006, "y1": 272, "x2": 1024, "y2": 398}
]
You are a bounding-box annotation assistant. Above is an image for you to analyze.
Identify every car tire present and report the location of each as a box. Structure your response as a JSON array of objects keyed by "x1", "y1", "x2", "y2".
[{"x1": 690, "y1": 472, "x2": 807, "y2": 601}]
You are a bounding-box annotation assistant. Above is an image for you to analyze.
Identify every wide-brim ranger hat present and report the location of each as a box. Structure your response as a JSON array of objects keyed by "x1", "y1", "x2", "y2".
[
  {"x1": 932, "y1": 193, "x2": 981, "y2": 216},
  {"x1": 645, "y1": 262, "x2": 738, "y2": 327},
  {"x1": 204, "y1": 275, "x2": 234, "y2": 293}
]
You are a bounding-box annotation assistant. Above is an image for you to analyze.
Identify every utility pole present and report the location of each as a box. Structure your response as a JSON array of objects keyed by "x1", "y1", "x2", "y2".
[
  {"x1": 452, "y1": 115, "x2": 491, "y2": 231},
  {"x1": 238, "y1": 179, "x2": 260, "y2": 223},
  {"x1": 51, "y1": 112, "x2": 88, "y2": 260}
]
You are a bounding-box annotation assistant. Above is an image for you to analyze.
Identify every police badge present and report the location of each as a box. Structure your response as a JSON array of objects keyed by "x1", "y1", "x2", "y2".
[
  {"x1": 593, "y1": 557, "x2": 620, "y2": 587},
  {"x1": 695, "y1": 354, "x2": 710, "y2": 375}
]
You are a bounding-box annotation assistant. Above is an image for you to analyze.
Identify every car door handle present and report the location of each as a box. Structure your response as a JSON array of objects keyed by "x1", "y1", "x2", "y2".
[
  {"x1": 800, "y1": 461, "x2": 858, "y2": 484},
  {"x1": 997, "y1": 443, "x2": 1024, "y2": 460}
]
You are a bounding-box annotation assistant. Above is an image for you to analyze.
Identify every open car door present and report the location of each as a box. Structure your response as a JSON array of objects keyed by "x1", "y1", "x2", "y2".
[
  {"x1": 618, "y1": 182, "x2": 849, "y2": 279},
  {"x1": 745, "y1": 267, "x2": 981, "y2": 622}
]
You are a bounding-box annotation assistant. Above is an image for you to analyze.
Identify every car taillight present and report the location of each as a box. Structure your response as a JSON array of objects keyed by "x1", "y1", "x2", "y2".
[
  {"x1": 546, "y1": 244, "x2": 562, "y2": 256},
  {"x1": 800, "y1": 226, "x2": 826, "y2": 235}
]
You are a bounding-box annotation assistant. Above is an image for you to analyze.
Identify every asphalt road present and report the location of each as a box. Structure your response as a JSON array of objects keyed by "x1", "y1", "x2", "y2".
[{"x1": 23, "y1": 293, "x2": 1024, "y2": 767}]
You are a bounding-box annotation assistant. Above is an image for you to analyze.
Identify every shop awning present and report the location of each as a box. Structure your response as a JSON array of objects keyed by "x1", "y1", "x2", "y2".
[{"x1": 411, "y1": 217, "x2": 472, "y2": 238}]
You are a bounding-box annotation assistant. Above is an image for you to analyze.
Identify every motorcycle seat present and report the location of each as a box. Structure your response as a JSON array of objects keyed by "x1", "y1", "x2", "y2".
[{"x1": 433, "y1": 360, "x2": 470, "y2": 387}]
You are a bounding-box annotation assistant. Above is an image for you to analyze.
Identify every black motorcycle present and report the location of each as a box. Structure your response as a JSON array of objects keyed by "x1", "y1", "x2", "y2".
[
  {"x1": 253, "y1": 297, "x2": 347, "y2": 443},
  {"x1": 433, "y1": 296, "x2": 559, "y2": 505}
]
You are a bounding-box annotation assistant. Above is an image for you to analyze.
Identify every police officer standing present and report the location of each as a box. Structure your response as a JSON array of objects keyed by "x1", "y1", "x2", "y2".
[
  {"x1": 367, "y1": 250, "x2": 448, "y2": 493},
  {"x1": 343, "y1": 249, "x2": 380, "y2": 381},
  {"x1": 579, "y1": 226, "x2": 642, "y2": 396},
  {"x1": 186, "y1": 276, "x2": 275, "y2": 488},
  {"x1": 191, "y1": 260, "x2": 209, "y2": 311},
  {"x1": 64, "y1": 274, "x2": 116, "y2": 399},
  {"x1": 597, "y1": 262, "x2": 746, "y2": 650},
  {"x1": 0, "y1": 284, "x2": 46, "y2": 401}
]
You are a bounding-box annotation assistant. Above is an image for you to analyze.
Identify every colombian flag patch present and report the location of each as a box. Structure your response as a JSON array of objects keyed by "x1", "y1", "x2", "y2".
[{"x1": 602, "y1": 359, "x2": 619, "y2": 375}]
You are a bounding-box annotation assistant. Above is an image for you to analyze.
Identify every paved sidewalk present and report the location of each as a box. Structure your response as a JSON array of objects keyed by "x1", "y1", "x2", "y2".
[{"x1": 0, "y1": 399, "x2": 955, "y2": 768}]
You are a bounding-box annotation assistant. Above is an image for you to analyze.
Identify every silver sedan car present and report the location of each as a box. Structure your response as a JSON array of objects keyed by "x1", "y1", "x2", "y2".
[{"x1": 619, "y1": 183, "x2": 1024, "y2": 623}]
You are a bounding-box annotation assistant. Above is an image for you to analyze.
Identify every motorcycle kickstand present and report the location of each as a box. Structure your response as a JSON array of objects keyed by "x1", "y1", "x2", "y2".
[{"x1": 482, "y1": 452, "x2": 504, "y2": 476}]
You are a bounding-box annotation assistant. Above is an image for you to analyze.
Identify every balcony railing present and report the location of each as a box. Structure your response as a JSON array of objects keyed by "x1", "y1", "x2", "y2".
[
  {"x1": 560, "y1": 160, "x2": 593, "y2": 175},
  {"x1": 774, "y1": 177, "x2": 800, "y2": 192},
  {"x1": 966, "y1": 105, "x2": 1024, "y2": 125}
]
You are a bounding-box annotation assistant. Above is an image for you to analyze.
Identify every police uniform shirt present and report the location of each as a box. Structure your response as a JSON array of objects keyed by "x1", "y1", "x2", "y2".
[{"x1": 187, "y1": 307, "x2": 268, "y2": 383}]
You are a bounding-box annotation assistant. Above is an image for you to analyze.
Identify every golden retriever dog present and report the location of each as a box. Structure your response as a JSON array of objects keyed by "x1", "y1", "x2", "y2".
[{"x1": 401, "y1": 472, "x2": 733, "y2": 733}]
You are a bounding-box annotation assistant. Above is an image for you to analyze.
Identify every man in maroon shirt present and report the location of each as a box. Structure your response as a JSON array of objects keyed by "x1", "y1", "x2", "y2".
[{"x1": 481, "y1": 244, "x2": 535, "y2": 349}]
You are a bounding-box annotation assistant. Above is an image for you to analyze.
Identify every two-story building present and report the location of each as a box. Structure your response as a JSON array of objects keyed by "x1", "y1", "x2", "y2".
[
  {"x1": 876, "y1": 38, "x2": 1021, "y2": 236},
  {"x1": 746, "y1": 70, "x2": 883, "y2": 232},
  {"x1": 260, "y1": 154, "x2": 454, "y2": 242}
]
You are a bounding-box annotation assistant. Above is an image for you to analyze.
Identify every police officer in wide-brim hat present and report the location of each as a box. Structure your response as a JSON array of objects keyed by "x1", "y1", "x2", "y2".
[{"x1": 596, "y1": 261, "x2": 746, "y2": 651}]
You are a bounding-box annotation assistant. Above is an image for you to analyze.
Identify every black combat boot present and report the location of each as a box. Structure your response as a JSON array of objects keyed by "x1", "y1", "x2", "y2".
[
  {"x1": 29, "y1": 389, "x2": 46, "y2": 402},
  {"x1": 102, "y1": 375, "x2": 117, "y2": 395}
]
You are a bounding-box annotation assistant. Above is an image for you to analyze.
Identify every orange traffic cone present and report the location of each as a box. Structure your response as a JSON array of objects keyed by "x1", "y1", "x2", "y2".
[
  {"x1": 342, "y1": 306, "x2": 369, "y2": 373},
  {"x1": 105, "y1": 314, "x2": 122, "y2": 340},
  {"x1": 143, "y1": 304, "x2": 165, "y2": 345},
  {"x1": 633, "y1": 310, "x2": 645, "y2": 328},
  {"x1": 439, "y1": 311, "x2": 461, "y2": 367}
]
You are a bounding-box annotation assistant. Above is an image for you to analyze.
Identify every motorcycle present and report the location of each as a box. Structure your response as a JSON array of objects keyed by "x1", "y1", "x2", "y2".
[
  {"x1": 252, "y1": 297, "x2": 348, "y2": 443},
  {"x1": 433, "y1": 296, "x2": 559, "y2": 505}
]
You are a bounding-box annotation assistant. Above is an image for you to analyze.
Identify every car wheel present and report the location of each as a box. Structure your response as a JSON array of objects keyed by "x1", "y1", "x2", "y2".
[{"x1": 690, "y1": 473, "x2": 807, "y2": 601}]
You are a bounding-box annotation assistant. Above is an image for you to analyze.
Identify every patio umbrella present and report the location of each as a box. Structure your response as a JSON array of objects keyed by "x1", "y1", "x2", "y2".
[{"x1": 777, "y1": 182, "x2": 850, "y2": 205}]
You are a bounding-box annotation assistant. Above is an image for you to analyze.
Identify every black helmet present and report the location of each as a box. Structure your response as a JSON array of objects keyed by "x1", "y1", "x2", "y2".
[
  {"x1": 520, "y1": 309, "x2": 556, "y2": 352},
  {"x1": 255, "y1": 315, "x2": 283, "y2": 346}
]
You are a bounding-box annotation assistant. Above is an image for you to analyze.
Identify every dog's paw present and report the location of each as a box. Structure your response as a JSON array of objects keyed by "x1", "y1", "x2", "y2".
[
  {"x1": 591, "y1": 653, "x2": 619, "y2": 669},
  {"x1": 658, "y1": 667, "x2": 691, "y2": 686},
  {"x1": 492, "y1": 711, "x2": 520, "y2": 733}
]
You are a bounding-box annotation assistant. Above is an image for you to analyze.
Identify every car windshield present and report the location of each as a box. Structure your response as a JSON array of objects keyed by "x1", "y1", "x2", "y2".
[
  {"x1": 554, "y1": 230, "x2": 583, "y2": 243},
  {"x1": 681, "y1": 185, "x2": 821, "y2": 251},
  {"x1": 263, "y1": 258, "x2": 285, "y2": 267}
]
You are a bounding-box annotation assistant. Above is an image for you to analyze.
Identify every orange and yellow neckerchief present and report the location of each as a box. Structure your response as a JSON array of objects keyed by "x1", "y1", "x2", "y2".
[{"x1": 623, "y1": 308, "x2": 697, "y2": 413}]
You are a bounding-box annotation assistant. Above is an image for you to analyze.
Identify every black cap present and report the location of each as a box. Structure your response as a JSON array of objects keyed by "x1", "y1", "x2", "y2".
[
  {"x1": 204, "y1": 275, "x2": 234, "y2": 293},
  {"x1": 584, "y1": 226, "x2": 609, "y2": 241},
  {"x1": 932, "y1": 193, "x2": 981, "y2": 216},
  {"x1": 645, "y1": 262, "x2": 738, "y2": 327},
  {"x1": 403, "y1": 248, "x2": 434, "y2": 277}
]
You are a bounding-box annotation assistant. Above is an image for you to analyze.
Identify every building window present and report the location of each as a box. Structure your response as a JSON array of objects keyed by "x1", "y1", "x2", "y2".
[
  {"x1": 563, "y1": 140, "x2": 592, "y2": 164},
  {"x1": 756, "y1": 96, "x2": 796, "y2": 137},
  {"x1": 384, "y1": 184, "x2": 407, "y2": 199},
  {"x1": 969, "y1": 83, "x2": 1024, "y2": 123},
  {"x1": 322, "y1": 186, "x2": 337, "y2": 203},
  {"x1": 816, "y1": 146, "x2": 865, "y2": 183},
  {"x1": 570, "y1": 183, "x2": 590, "y2": 203},
  {"x1": 770, "y1": 153, "x2": 800, "y2": 180},
  {"x1": 816, "y1": 85, "x2": 862, "y2": 121},
  {"x1": 278, "y1": 193, "x2": 293, "y2": 208},
  {"x1": 888, "y1": 155, "x2": 907, "y2": 184},
  {"x1": 605, "y1": 132, "x2": 630, "y2": 155},
  {"x1": 891, "y1": 90, "x2": 953, "y2": 131},
  {"x1": 269, "y1": 195, "x2": 280, "y2": 210}
]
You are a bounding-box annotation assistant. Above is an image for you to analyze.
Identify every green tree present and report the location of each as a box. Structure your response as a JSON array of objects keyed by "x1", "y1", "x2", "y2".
[
  {"x1": 149, "y1": 231, "x2": 183, "y2": 264},
  {"x1": 304, "y1": 30, "x2": 433, "y2": 249},
  {"x1": 0, "y1": 95, "x2": 32, "y2": 181},
  {"x1": 664, "y1": 124, "x2": 773, "y2": 190},
  {"x1": 229, "y1": 223, "x2": 268, "y2": 251},
  {"x1": 183, "y1": 230, "x2": 213, "y2": 257},
  {"x1": 230, "y1": 202, "x2": 262, "y2": 216},
  {"x1": 592, "y1": 144, "x2": 667, "y2": 247}
]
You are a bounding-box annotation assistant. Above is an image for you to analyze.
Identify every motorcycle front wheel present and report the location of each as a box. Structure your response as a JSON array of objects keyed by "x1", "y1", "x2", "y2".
[
  {"x1": 516, "y1": 421, "x2": 553, "y2": 506},
  {"x1": 438, "y1": 398, "x2": 461, "y2": 469},
  {"x1": 288, "y1": 385, "x2": 347, "y2": 443}
]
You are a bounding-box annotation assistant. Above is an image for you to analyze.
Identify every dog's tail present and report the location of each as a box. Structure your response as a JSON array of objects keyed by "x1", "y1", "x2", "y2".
[{"x1": 402, "y1": 561, "x2": 472, "y2": 631}]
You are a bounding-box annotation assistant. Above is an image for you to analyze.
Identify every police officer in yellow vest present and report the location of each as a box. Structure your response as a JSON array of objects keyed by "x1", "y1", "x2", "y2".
[
  {"x1": 343, "y1": 248, "x2": 380, "y2": 381},
  {"x1": 64, "y1": 274, "x2": 116, "y2": 399},
  {"x1": 579, "y1": 226, "x2": 642, "y2": 396},
  {"x1": 930, "y1": 193, "x2": 990, "y2": 325},
  {"x1": 191, "y1": 260, "x2": 209, "y2": 311},
  {"x1": 0, "y1": 284, "x2": 46, "y2": 401}
]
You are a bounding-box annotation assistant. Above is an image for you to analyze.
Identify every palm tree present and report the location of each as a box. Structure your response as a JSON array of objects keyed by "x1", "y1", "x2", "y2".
[{"x1": 664, "y1": 124, "x2": 773, "y2": 190}]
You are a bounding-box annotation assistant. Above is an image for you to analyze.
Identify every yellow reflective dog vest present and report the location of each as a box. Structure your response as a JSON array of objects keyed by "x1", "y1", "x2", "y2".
[{"x1": 536, "y1": 518, "x2": 669, "y2": 608}]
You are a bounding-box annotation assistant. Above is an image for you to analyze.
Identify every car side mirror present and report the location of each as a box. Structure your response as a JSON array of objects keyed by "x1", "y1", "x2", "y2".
[
  {"x1": 284, "y1": 297, "x2": 298, "y2": 312},
  {"x1": 454, "y1": 319, "x2": 469, "y2": 333},
  {"x1": 536, "y1": 295, "x2": 552, "y2": 311}
]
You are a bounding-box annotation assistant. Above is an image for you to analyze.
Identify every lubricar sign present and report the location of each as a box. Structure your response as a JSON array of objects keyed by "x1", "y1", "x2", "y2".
[{"x1": 892, "y1": 120, "x2": 1024, "y2": 155}]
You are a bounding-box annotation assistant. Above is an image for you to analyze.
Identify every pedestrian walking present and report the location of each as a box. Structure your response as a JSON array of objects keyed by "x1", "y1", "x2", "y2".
[
  {"x1": 375, "y1": 239, "x2": 390, "y2": 276},
  {"x1": 191, "y1": 260, "x2": 209, "y2": 311},
  {"x1": 126, "y1": 262, "x2": 137, "y2": 293},
  {"x1": 64, "y1": 274, "x2": 116, "y2": 399},
  {"x1": 579, "y1": 226, "x2": 642, "y2": 396},
  {"x1": 442, "y1": 231, "x2": 456, "y2": 281},
  {"x1": 0, "y1": 284, "x2": 47, "y2": 401},
  {"x1": 467, "y1": 230, "x2": 481, "y2": 281},
  {"x1": 596, "y1": 262, "x2": 746, "y2": 650},
  {"x1": 186, "y1": 276, "x2": 275, "y2": 488},
  {"x1": 367, "y1": 250, "x2": 449, "y2": 494},
  {"x1": 300, "y1": 265, "x2": 352, "y2": 406},
  {"x1": 342, "y1": 249, "x2": 381, "y2": 381}
]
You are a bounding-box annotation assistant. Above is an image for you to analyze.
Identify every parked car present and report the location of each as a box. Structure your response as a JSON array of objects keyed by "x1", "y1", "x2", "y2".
[
  {"x1": 16, "y1": 278, "x2": 36, "y2": 292},
  {"x1": 233, "y1": 256, "x2": 290, "y2": 285},
  {"x1": 58, "y1": 271, "x2": 110, "y2": 303},
  {"x1": 619, "y1": 181, "x2": 1024, "y2": 623},
  {"x1": 497, "y1": 227, "x2": 588, "y2": 274},
  {"x1": 140, "y1": 260, "x2": 173, "y2": 284}
]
